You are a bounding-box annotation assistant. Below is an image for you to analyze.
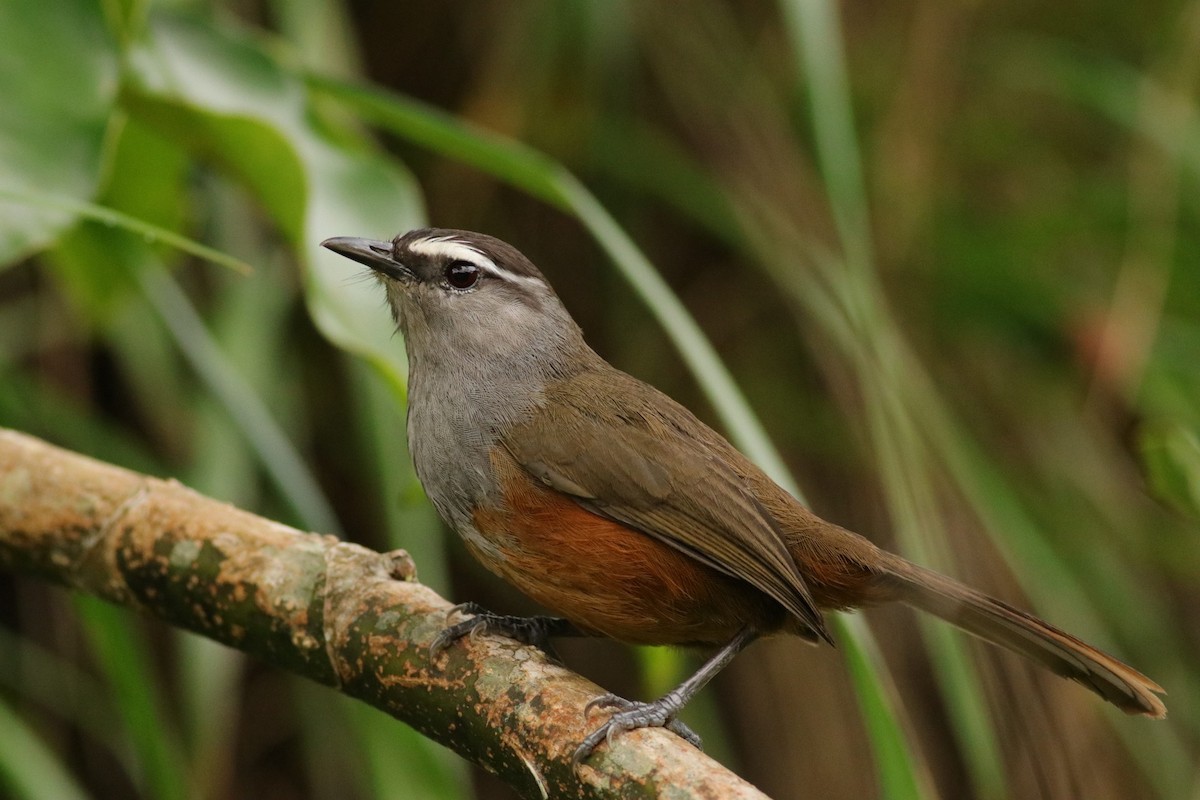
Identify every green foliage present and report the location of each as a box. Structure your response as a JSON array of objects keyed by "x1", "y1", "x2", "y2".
[
  {"x1": 1140, "y1": 422, "x2": 1200, "y2": 518},
  {"x1": 0, "y1": 696, "x2": 90, "y2": 800},
  {"x1": 0, "y1": 0, "x2": 116, "y2": 261}
]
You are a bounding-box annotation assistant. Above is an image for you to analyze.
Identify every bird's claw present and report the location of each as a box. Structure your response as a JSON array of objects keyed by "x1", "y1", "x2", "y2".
[
  {"x1": 572, "y1": 693, "x2": 701, "y2": 765},
  {"x1": 429, "y1": 603, "x2": 565, "y2": 660},
  {"x1": 429, "y1": 603, "x2": 488, "y2": 659}
]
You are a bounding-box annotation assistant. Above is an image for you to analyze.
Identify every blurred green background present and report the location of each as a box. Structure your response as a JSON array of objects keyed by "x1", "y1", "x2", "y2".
[{"x1": 0, "y1": 0, "x2": 1197, "y2": 798}]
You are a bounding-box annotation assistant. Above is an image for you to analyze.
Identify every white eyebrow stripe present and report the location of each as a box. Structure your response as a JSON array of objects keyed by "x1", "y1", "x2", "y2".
[
  {"x1": 489, "y1": 266, "x2": 547, "y2": 291},
  {"x1": 408, "y1": 238, "x2": 493, "y2": 268},
  {"x1": 408, "y1": 236, "x2": 546, "y2": 290}
]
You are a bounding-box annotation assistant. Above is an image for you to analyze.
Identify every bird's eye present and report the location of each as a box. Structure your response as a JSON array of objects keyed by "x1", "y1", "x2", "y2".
[{"x1": 444, "y1": 260, "x2": 481, "y2": 289}]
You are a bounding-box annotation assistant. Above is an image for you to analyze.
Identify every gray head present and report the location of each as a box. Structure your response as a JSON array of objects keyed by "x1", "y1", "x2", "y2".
[{"x1": 321, "y1": 228, "x2": 590, "y2": 374}]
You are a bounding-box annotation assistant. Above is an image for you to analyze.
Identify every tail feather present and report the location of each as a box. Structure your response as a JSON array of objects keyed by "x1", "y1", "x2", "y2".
[{"x1": 881, "y1": 555, "x2": 1166, "y2": 718}]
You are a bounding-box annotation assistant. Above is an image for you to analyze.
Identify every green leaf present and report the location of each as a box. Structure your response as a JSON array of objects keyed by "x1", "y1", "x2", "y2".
[
  {"x1": 0, "y1": 0, "x2": 117, "y2": 264},
  {"x1": 75, "y1": 596, "x2": 189, "y2": 800},
  {"x1": 122, "y1": 12, "x2": 422, "y2": 390},
  {"x1": 46, "y1": 117, "x2": 192, "y2": 320}
]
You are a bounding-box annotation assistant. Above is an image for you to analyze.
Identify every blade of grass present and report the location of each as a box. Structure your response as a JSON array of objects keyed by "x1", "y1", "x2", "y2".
[
  {"x1": 0, "y1": 187, "x2": 252, "y2": 276},
  {"x1": 778, "y1": 0, "x2": 878, "y2": 326},
  {"x1": 779, "y1": 2, "x2": 1006, "y2": 795},
  {"x1": 344, "y1": 701, "x2": 468, "y2": 800},
  {"x1": 0, "y1": 697, "x2": 91, "y2": 800},
  {"x1": 291, "y1": 681, "x2": 368, "y2": 800},
  {"x1": 841, "y1": 614, "x2": 930, "y2": 800},
  {"x1": 864, "y1": 374, "x2": 1004, "y2": 800},
  {"x1": 134, "y1": 262, "x2": 341, "y2": 535},
  {"x1": 915, "y1": 371, "x2": 1194, "y2": 798},
  {"x1": 176, "y1": 182, "x2": 295, "y2": 800},
  {"x1": 0, "y1": 626, "x2": 126, "y2": 769},
  {"x1": 74, "y1": 595, "x2": 189, "y2": 800}
]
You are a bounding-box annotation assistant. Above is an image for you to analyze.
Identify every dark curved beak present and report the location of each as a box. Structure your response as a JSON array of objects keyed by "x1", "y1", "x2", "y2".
[{"x1": 320, "y1": 237, "x2": 412, "y2": 281}]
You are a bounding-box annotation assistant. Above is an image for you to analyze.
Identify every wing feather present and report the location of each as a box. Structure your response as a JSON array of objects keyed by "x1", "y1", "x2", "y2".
[{"x1": 503, "y1": 369, "x2": 831, "y2": 642}]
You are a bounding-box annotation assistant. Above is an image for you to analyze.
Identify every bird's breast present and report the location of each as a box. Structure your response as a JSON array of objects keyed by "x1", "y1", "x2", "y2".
[
  {"x1": 465, "y1": 444, "x2": 786, "y2": 645},
  {"x1": 404, "y1": 364, "x2": 539, "y2": 534}
]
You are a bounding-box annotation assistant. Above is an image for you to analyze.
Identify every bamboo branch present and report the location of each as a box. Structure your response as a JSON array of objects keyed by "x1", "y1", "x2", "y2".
[{"x1": 0, "y1": 428, "x2": 769, "y2": 800}]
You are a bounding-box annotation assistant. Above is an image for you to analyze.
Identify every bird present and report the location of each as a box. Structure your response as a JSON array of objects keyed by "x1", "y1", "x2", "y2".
[{"x1": 321, "y1": 227, "x2": 1166, "y2": 764}]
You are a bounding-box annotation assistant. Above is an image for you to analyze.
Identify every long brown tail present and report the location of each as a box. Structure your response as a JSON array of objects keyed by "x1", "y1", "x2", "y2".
[{"x1": 880, "y1": 554, "x2": 1166, "y2": 718}]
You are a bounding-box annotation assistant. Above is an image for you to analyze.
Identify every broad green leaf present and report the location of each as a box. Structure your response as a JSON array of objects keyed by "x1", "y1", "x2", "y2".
[
  {"x1": 0, "y1": 0, "x2": 117, "y2": 264},
  {"x1": 123, "y1": 12, "x2": 422, "y2": 388},
  {"x1": 50, "y1": 118, "x2": 191, "y2": 321}
]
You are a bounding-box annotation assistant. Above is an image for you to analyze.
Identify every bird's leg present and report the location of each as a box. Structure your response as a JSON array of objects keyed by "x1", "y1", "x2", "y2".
[
  {"x1": 573, "y1": 626, "x2": 759, "y2": 765},
  {"x1": 430, "y1": 601, "x2": 587, "y2": 659}
]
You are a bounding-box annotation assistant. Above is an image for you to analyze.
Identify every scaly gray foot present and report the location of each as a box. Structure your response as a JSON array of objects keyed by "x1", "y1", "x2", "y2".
[
  {"x1": 429, "y1": 602, "x2": 579, "y2": 659},
  {"x1": 572, "y1": 692, "x2": 702, "y2": 764}
]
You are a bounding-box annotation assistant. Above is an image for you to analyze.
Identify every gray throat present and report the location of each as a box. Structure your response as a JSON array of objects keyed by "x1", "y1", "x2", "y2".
[{"x1": 399, "y1": 305, "x2": 596, "y2": 538}]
